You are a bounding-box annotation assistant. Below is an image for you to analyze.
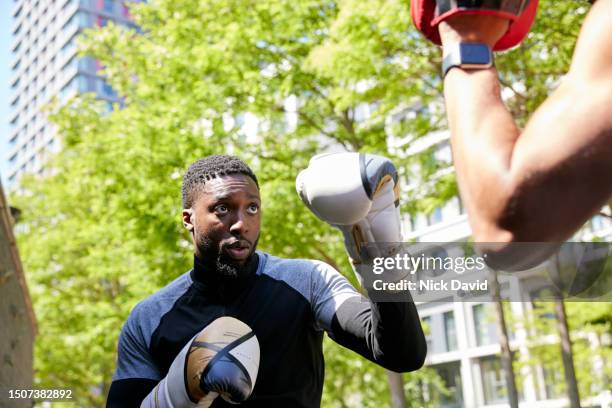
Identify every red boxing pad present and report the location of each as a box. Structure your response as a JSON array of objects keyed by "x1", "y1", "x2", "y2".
[{"x1": 411, "y1": 0, "x2": 538, "y2": 51}]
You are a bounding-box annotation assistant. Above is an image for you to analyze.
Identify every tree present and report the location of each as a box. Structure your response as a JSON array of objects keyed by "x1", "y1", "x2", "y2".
[
  {"x1": 549, "y1": 255, "x2": 581, "y2": 408},
  {"x1": 515, "y1": 294, "x2": 611, "y2": 404},
  {"x1": 14, "y1": 0, "x2": 446, "y2": 405},
  {"x1": 12, "y1": 0, "x2": 599, "y2": 405}
]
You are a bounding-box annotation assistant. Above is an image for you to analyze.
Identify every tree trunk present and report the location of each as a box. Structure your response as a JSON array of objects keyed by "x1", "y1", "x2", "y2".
[
  {"x1": 551, "y1": 254, "x2": 582, "y2": 408},
  {"x1": 386, "y1": 371, "x2": 407, "y2": 408},
  {"x1": 554, "y1": 298, "x2": 581, "y2": 408},
  {"x1": 489, "y1": 269, "x2": 519, "y2": 408}
]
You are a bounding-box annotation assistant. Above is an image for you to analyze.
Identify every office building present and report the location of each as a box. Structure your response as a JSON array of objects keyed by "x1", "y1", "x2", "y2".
[{"x1": 5, "y1": 0, "x2": 135, "y2": 188}]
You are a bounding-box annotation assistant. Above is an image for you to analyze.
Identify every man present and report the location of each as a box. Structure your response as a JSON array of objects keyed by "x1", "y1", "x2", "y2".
[
  {"x1": 107, "y1": 154, "x2": 426, "y2": 407},
  {"x1": 414, "y1": 0, "x2": 612, "y2": 267}
]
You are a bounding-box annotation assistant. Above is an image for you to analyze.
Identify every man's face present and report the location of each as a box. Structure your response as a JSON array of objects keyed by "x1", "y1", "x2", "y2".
[{"x1": 183, "y1": 174, "x2": 261, "y2": 277}]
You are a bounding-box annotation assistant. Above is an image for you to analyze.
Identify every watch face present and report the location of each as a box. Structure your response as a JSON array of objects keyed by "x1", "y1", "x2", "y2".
[{"x1": 459, "y1": 43, "x2": 491, "y2": 65}]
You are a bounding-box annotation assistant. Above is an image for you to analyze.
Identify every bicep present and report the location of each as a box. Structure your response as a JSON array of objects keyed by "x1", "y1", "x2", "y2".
[
  {"x1": 513, "y1": 78, "x2": 612, "y2": 180},
  {"x1": 502, "y1": 81, "x2": 612, "y2": 241},
  {"x1": 513, "y1": 0, "x2": 612, "y2": 176},
  {"x1": 567, "y1": 0, "x2": 612, "y2": 83}
]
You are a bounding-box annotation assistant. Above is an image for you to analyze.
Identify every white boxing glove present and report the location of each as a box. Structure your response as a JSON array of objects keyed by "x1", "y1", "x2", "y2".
[
  {"x1": 296, "y1": 152, "x2": 404, "y2": 282},
  {"x1": 140, "y1": 317, "x2": 260, "y2": 408}
]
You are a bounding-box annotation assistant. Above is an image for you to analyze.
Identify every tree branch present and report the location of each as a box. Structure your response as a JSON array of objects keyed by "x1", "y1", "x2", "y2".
[{"x1": 311, "y1": 242, "x2": 342, "y2": 273}]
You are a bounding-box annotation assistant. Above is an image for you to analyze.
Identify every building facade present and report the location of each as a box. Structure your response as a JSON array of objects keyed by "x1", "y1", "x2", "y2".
[{"x1": 6, "y1": 0, "x2": 135, "y2": 188}]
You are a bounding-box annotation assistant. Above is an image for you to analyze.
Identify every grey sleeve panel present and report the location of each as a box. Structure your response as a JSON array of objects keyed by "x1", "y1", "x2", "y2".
[
  {"x1": 112, "y1": 273, "x2": 193, "y2": 381},
  {"x1": 113, "y1": 304, "x2": 162, "y2": 381},
  {"x1": 309, "y1": 261, "x2": 362, "y2": 332},
  {"x1": 259, "y1": 252, "x2": 361, "y2": 332}
]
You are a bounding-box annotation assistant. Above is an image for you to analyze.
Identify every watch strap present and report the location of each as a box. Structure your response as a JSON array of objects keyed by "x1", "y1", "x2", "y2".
[{"x1": 442, "y1": 43, "x2": 493, "y2": 78}]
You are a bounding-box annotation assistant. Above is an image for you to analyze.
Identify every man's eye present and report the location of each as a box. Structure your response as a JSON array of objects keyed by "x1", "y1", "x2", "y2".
[
  {"x1": 215, "y1": 205, "x2": 228, "y2": 214},
  {"x1": 247, "y1": 204, "x2": 259, "y2": 214}
]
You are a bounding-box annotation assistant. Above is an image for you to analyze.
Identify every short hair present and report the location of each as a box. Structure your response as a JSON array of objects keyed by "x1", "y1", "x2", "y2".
[{"x1": 182, "y1": 155, "x2": 259, "y2": 208}]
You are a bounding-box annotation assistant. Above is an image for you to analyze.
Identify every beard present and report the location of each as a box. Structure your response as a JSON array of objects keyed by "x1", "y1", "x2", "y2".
[{"x1": 196, "y1": 232, "x2": 259, "y2": 279}]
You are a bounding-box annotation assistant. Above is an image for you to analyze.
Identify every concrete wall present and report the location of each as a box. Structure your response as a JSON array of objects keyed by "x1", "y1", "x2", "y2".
[
  {"x1": 0, "y1": 183, "x2": 36, "y2": 408},
  {"x1": 0, "y1": 265, "x2": 35, "y2": 407}
]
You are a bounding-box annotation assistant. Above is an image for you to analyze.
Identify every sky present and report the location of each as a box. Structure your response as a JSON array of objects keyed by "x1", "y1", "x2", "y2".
[{"x1": 0, "y1": 0, "x2": 13, "y2": 186}]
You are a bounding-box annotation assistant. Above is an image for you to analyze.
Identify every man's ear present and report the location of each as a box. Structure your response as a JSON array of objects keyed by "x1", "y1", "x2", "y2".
[{"x1": 182, "y1": 209, "x2": 194, "y2": 232}]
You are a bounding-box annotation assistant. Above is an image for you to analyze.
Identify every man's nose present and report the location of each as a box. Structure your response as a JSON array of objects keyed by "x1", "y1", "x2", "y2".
[{"x1": 229, "y1": 212, "x2": 247, "y2": 235}]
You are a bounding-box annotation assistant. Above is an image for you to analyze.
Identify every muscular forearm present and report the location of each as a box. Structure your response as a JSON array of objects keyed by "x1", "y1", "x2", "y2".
[
  {"x1": 444, "y1": 66, "x2": 520, "y2": 242},
  {"x1": 446, "y1": 68, "x2": 612, "y2": 244},
  {"x1": 440, "y1": 6, "x2": 612, "y2": 248}
]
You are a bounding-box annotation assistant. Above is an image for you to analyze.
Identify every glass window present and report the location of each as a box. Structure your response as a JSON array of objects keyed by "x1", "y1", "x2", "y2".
[
  {"x1": 78, "y1": 76, "x2": 93, "y2": 92},
  {"x1": 441, "y1": 196, "x2": 461, "y2": 220},
  {"x1": 422, "y1": 316, "x2": 433, "y2": 352},
  {"x1": 62, "y1": 0, "x2": 77, "y2": 12},
  {"x1": 63, "y1": 56, "x2": 75, "y2": 71},
  {"x1": 78, "y1": 57, "x2": 91, "y2": 71},
  {"x1": 480, "y1": 357, "x2": 507, "y2": 405},
  {"x1": 101, "y1": 80, "x2": 115, "y2": 97},
  {"x1": 60, "y1": 79, "x2": 76, "y2": 99},
  {"x1": 473, "y1": 304, "x2": 495, "y2": 346},
  {"x1": 434, "y1": 362, "x2": 463, "y2": 408},
  {"x1": 60, "y1": 41, "x2": 76, "y2": 60},
  {"x1": 428, "y1": 207, "x2": 443, "y2": 225},
  {"x1": 104, "y1": 0, "x2": 114, "y2": 13},
  {"x1": 529, "y1": 291, "x2": 556, "y2": 336},
  {"x1": 62, "y1": 13, "x2": 76, "y2": 32},
  {"x1": 443, "y1": 311, "x2": 457, "y2": 351},
  {"x1": 79, "y1": 10, "x2": 91, "y2": 27},
  {"x1": 411, "y1": 213, "x2": 428, "y2": 232},
  {"x1": 14, "y1": 4, "x2": 23, "y2": 19}
]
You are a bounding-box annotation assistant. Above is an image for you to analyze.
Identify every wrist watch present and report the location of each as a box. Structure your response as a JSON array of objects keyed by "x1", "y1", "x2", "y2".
[{"x1": 442, "y1": 43, "x2": 493, "y2": 78}]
